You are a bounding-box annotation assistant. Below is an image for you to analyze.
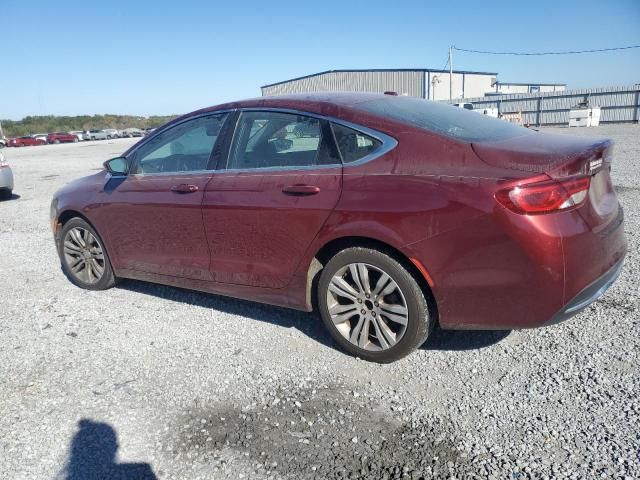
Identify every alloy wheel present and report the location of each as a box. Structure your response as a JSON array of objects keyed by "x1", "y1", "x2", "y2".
[
  {"x1": 326, "y1": 263, "x2": 409, "y2": 351},
  {"x1": 63, "y1": 227, "x2": 106, "y2": 284}
]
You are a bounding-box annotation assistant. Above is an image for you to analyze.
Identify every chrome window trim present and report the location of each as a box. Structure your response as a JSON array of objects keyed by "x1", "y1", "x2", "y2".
[
  {"x1": 124, "y1": 107, "x2": 397, "y2": 177},
  {"x1": 128, "y1": 169, "x2": 217, "y2": 178}
]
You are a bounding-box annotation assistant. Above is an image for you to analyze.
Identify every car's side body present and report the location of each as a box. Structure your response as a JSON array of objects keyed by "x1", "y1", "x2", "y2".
[
  {"x1": 87, "y1": 130, "x2": 109, "y2": 140},
  {"x1": 103, "y1": 129, "x2": 120, "y2": 138},
  {"x1": 121, "y1": 128, "x2": 145, "y2": 138},
  {"x1": 51, "y1": 93, "x2": 626, "y2": 331},
  {"x1": 69, "y1": 131, "x2": 87, "y2": 141},
  {"x1": 8, "y1": 136, "x2": 46, "y2": 147},
  {"x1": 0, "y1": 151, "x2": 14, "y2": 196},
  {"x1": 47, "y1": 132, "x2": 78, "y2": 144}
]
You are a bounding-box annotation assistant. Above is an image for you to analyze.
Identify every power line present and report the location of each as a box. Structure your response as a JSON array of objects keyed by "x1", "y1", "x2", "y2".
[{"x1": 452, "y1": 44, "x2": 640, "y2": 56}]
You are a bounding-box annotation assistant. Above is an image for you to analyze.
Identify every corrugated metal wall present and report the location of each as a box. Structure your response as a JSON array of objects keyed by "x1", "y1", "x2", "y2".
[
  {"x1": 262, "y1": 70, "x2": 497, "y2": 100},
  {"x1": 450, "y1": 85, "x2": 640, "y2": 125},
  {"x1": 262, "y1": 71, "x2": 426, "y2": 97}
]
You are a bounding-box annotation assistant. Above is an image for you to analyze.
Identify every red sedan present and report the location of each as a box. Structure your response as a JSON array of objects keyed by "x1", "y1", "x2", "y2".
[
  {"x1": 50, "y1": 93, "x2": 626, "y2": 362},
  {"x1": 8, "y1": 136, "x2": 46, "y2": 147},
  {"x1": 47, "y1": 132, "x2": 79, "y2": 144}
]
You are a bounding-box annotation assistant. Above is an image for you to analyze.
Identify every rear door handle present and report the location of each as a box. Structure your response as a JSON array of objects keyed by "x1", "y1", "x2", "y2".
[
  {"x1": 282, "y1": 184, "x2": 320, "y2": 196},
  {"x1": 171, "y1": 183, "x2": 199, "y2": 193}
]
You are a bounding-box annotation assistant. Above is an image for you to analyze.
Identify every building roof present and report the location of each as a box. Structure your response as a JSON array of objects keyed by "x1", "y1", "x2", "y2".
[
  {"x1": 261, "y1": 68, "x2": 499, "y2": 89},
  {"x1": 497, "y1": 81, "x2": 566, "y2": 86}
]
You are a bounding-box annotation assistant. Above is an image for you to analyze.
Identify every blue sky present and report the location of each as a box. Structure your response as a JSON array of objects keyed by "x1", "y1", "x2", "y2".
[{"x1": 2, "y1": 0, "x2": 638, "y2": 119}]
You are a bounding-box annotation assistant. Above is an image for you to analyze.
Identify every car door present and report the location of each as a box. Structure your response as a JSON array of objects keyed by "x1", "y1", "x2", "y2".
[
  {"x1": 97, "y1": 113, "x2": 230, "y2": 280},
  {"x1": 202, "y1": 110, "x2": 342, "y2": 288}
]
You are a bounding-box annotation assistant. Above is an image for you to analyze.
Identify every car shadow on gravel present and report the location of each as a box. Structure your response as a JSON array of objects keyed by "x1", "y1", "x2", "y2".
[
  {"x1": 421, "y1": 327, "x2": 511, "y2": 351},
  {"x1": 0, "y1": 193, "x2": 20, "y2": 201},
  {"x1": 119, "y1": 280, "x2": 510, "y2": 353},
  {"x1": 118, "y1": 279, "x2": 341, "y2": 351}
]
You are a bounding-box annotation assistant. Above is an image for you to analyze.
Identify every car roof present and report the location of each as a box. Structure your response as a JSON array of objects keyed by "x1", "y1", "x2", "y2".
[{"x1": 204, "y1": 92, "x2": 387, "y2": 113}]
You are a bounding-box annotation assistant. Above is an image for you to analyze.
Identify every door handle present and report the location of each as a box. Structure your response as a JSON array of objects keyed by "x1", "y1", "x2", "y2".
[
  {"x1": 282, "y1": 184, "x2": 320, "y2": 196},
  {"x1": 171, "y1": 183, "x2": 199, "y2": 194}
]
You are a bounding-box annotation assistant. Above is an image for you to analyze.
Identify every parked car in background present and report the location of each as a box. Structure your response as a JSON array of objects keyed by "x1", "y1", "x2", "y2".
[
  {"x1": 0, "y1": 149, "x2": 14, "y2": 199},
  {"x1": 47, "y1": 132, "x2": 79, "y2": 144},
  {"x1": 50, "y1": 93, "x2": 626, "y2": 362},
  {"x1": 103, "y1": 129, "x2": 120, "y2": 139},
  {"x1": 69, "y1": 131, "x2": 86, "y2": 141},
  {"x1": 33, "y1": 134, "x2": 49, "y2": 143},
  {"x1": 8, "y1": 136, "x2": 46, "y2": 147},
  {"x1": 121, "y1": 128, "x2": 145, "y2": 138},
  {"x1": 143, "y1": 127, "x2": 156, "y2": 135},
  {"x1": 86, "y1": 129, "x2": 109, "y2": 141}
]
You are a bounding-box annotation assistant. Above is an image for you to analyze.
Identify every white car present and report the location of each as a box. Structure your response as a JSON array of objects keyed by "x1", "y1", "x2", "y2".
[
  {"x1": 0, "y1": 149, "x2": 14, "y2": 199},
  {"x1": 33, "y1": 133, "x2": 49, "y2": 143},
  {"x1": 69, "y1": 131, "x2": 87, "y2": 141},
  {"x1": 86, "y1": 129, "x2": 109, "y2": 141},
  {"x1": 121, "y1": 128, "x2": 145, "y2": 138},
  {"x1": 103, "y1": 128, "x2": 120, "y2": 139}
]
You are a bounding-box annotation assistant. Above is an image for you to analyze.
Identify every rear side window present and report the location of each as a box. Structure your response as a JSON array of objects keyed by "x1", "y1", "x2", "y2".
[
  {"x1": 357, "y1": 96, "x2": 532, "y2": 142},
  {"x1": 331, "y1": 123, "x2": 381, "y2": 163}
]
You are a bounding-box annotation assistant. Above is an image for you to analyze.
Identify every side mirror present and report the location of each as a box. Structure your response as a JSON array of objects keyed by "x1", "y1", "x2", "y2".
[{"x1": 104, "y1": 157, "x2": 129, "y2": 176}]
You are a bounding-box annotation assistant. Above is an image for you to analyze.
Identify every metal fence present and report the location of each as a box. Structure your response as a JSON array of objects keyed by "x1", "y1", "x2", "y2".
[{"x1": 450, "y1": 85, "x2": 640, "y2": 126}]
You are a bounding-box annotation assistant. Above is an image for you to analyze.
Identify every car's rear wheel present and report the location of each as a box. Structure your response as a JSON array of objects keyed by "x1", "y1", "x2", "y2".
[
  {"x1": 73, "y1": 137, "x2": 78, "y2": 143},
  {"x1": 318, "y1": 247, "x2": 433, "y2": 363},
  {"x1": 58, "y1": 218, "x2": 116, "y2": 290}
]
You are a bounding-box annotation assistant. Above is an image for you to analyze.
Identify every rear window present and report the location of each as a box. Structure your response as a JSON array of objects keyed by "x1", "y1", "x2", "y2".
[{"x1": 357, "y1": 96, "x2": 532, "y2": 142}]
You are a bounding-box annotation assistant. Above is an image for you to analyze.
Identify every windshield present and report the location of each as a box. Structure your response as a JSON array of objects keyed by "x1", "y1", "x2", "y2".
[{"x1": 357, "y1": 96, "x2": 533, "y2": 143}]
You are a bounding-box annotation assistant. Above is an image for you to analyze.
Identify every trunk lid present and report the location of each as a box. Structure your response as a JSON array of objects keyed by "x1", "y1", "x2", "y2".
[
  {"x1": 473, "y1": 131, "x2": 618, "y2": 229},
  {"x1": 471, "y1": 131, "x2": 611, "y2": 178}
]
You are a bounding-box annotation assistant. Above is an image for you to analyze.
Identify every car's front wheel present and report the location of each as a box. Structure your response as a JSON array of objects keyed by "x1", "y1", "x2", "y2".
[
  {"x1": 318, "y1": 247, "x2": 433, "y2": 363},
  {"x1": 58, "y1": 217, "x2": 116, "y2": 290}
]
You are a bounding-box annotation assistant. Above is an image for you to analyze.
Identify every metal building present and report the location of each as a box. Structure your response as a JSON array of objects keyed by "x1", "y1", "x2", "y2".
[{"x1": 261, "y1": 69, "x2": 499, "y2": 101}]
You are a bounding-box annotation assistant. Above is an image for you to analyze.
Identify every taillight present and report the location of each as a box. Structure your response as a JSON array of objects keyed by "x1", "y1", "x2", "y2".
[{"x1": 495, "y1": 176, "x2": 591, "y2": 215}]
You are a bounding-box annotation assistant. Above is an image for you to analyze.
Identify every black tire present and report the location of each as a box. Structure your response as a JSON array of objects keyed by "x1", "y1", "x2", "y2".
[
  {"x1": 58, "y1": 217, "x2": 117, "y2": 290},
  {"x1": 317, "y1": 247, "x2": 433, "y2": 363}
]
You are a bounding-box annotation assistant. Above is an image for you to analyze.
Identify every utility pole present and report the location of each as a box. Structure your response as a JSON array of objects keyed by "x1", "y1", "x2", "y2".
[{"x1": 449, "y1": 46, "x2": 453, "y2": 103}]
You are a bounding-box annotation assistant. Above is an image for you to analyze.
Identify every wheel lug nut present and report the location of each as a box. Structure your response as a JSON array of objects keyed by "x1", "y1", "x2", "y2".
[
  {"x1": 371, "y1": 312, "x2": 376, "y2": 317},
  {"x1": 365, "y1": 294, "x2": 370, "y2": 299},
  {"x1": 374, "y1": 302, "x2": 379, "y2": 307},
  {"x1": 361, "y1": 309, "x2": 366, "y2": 315},
  {"x1": 357, "y1": 298, "x2": 362, "y2": 303}
]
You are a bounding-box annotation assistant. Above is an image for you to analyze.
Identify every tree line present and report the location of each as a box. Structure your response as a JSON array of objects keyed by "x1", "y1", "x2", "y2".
[{"x1": 1, "y1": 114, "x2": 179, "y2": 137}]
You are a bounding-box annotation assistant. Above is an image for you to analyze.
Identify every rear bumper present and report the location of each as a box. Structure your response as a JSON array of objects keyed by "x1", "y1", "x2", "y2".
[
  {"x1": 544, "y1": 256, "x2": 624, "y2": 326},
  {"x1": 0, "y1": 168, "x2": 14, "y2": 190}
]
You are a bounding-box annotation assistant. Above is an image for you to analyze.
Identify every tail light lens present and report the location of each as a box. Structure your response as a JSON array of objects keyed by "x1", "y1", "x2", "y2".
[{"x1": 495, "y1": 176, "x2": 591, "y2": 215}]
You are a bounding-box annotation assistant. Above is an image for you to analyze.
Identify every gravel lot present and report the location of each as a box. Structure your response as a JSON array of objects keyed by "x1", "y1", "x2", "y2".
[{"x1": 1, "y1": 125, "x2": 638, "y2": 480}]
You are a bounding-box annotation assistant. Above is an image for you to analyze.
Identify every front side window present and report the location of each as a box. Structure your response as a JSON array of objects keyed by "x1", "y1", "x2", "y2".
[
  {"x1": 227, "y1": 111, "x2": 338, "y2": 170},
  {"x1": 331, "y1": 123, "x2": 381, "y2": 163},
  {"x1": 132, "y1": 114, "x2": 228, "y2": 174}
]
